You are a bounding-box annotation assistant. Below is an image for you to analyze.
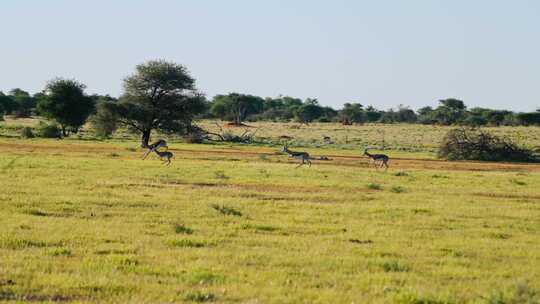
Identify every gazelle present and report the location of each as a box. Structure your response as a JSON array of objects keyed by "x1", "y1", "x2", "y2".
[
  {"x1": 282, "y1": 144, "x2": 311, "y2": 168},
  {"x1": 153, "y1": 149, "x2": 174, "y2": 166},
  {"x1": 364, "y1": 149, "x2": 389, "y2": 169},
  {"x1": 142, "y1": 139, "x2": 168, "y2": 160}
]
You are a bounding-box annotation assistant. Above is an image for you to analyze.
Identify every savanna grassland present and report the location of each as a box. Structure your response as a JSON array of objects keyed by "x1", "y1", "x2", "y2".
[{"x1": 1, "y1": 119, "x2": 540, "y2": 303}]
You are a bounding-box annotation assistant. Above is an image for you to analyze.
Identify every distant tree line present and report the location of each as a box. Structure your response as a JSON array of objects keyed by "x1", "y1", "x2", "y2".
[
  {"x1": 1, "y1": 60, "x2": 539, "y2": 141},
  {"x1": 208, "y1": 96, "x2": 539, "y2": 127}
]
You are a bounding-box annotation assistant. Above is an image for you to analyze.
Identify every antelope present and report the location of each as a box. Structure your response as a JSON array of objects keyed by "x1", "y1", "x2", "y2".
[
  {"x1": 153, "y1": 149, "x2": 174, "y2": 166},
  {"x1": 364, "y1": 149, "x2": 389, "y2": 169},
  {"x1": 282, "y1": 144, "x2": 311, "y2": 168},
  {"x1": 142, "y1": 139, "x2": 168, "y2": 160}
]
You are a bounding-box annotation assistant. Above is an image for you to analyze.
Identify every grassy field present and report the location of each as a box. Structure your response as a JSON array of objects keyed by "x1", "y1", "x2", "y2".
[
  {"x1": 2, "y1": 117, "x2": 540, "y2": 153},
  {"x1": 1, "y1": 120, "x2": 540, "y2": 303},
  {"x1": 200, "y1": 121, "x2": 540, "y2": 154}
]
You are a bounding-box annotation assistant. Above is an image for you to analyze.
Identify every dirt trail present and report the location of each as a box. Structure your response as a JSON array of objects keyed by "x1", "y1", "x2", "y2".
[
  {"x1": 1, "y1": 141, "x2": 539, "y2": 173},
  {"x1": 168, "y1": 147, "x2": 540, "y2": 172}
]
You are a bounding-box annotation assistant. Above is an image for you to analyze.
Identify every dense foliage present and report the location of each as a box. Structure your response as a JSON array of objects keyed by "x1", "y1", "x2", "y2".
[
  {"x1": 0, "y1": 88, "x2": 37, "y2": 117},
  {"x1": 37, "y1": 78, "x2": 95, "y2": 136},
  {"x1": 90, "y1": 101, "x2": 119, "y2": 138},
  {"x1": 210, "y1": 93, "x2": 264, "y2": 125},
  {"x1": 37, "y1": 123, "x2": 62, "y2": 138},
  {"x1": 95, "y1": 60, "x2": 207, "y2": 147}
]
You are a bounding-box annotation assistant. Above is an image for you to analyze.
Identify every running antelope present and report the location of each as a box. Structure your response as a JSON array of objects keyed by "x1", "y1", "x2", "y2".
[
  {"x1": 364, "y1": 149, "x2": 389, "y2": 169},
  {"x1": 153, "y1": 149, "x2": 174, "y2": 166},
  {"x1": 282, "y1": 145, "x2": 311, "y2": 168},
  {"x1": 142, "y1": 139, "x2": 168, "y2": 160}
]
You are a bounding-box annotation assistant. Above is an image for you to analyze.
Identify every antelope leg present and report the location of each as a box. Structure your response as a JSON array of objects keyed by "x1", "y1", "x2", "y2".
[{"x1": 142, "y1": 149, "x2": 153, "y2": 160}]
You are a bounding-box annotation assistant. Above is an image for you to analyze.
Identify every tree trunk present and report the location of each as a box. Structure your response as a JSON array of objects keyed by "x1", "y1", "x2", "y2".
[
  {"x1": 141, "y1": 129, "x2": 151, "y2": 148},
  {"x1": 61, "y1": 125, "x2": 68, "y2": 137}
]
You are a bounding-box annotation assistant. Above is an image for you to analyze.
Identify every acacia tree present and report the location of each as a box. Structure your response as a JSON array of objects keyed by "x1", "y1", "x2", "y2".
[
  {"x1": 517, "y1": 112, "x2": 540, "y2": 126},
  {"x1": 432, "y1": 98, "x2": 467, "y2": 125},
  {"x1": 100, "y1": 60, "x2": 206, "y2": 147},
  {"x1": 294, "y1": 98, "x2": 324, "y2": 124},
  {"x1": 9, "y1": 89, "x2": 35, "y2": 118},
  {"x1": 210, "y1": 93, "x2": 264, "y2": 125},
  {"x1": 340, "y1": 103, "x2": 365, "y2": 125},
  {"x1": 0, "y1": 92, "x2": 13, "y2": 117},
  {"x1": 37, "y1": 78, "x2": 95, "y2": 136}
]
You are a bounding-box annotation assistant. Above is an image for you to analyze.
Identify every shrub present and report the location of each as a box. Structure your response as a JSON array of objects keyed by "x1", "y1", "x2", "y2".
[
  {"x1": 367, "y1": 183, "x2": 382, "y2": 190},
  {"x1": 380, "y1": 260, "x2": 410, "y2": 272},
  {"x1": 38, "y1": 123, "x2": 62, "y2": 138},
  {"x1": 438, "y1": 128, "x2": 538, "y2": 162},
  {"x1": 50, "y1": 248, "x2": 72, "y2": 257},
  {"x1": 174, "y1": 223, "x2": 194, "y2": 235},
  {"x1": 90, "y1": 101, "x2": 118, "y2": 138},
  {"x1": 20, "y1": 127, "x2": 35, "y2": 138}
]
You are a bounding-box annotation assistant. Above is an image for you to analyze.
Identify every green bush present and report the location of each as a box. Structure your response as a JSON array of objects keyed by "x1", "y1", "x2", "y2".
[
  {"x1": 367, "y1": 183, "x2": 382, "y2": 190},
  {"x1": 20, "y1": 127, "x2": 35, "y2": 138},
  {"x1": 90, "y1": 101, "x2": 118, "y2": 138},
  {"x1": 174, "y1": 223, "x2": 194, "y2": 234},
  {"x1": 380, "y1": 260, "x2": 410, "y2": 272},
  {"x1": 38, "y1": 123, "x2": 62, "y2": 138}
]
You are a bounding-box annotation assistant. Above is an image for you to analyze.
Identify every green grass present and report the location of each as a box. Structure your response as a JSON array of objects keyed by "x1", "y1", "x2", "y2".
[
  {"x1": 0, "y1": 136, "x2": 540, "y2": 303},
  {"x1": 174, "y1": 223, "x2": 194, "y2": 235}
]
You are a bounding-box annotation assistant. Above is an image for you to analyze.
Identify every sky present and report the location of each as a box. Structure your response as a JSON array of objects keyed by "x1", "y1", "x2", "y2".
[{"x1": 0, "y1": 0, "x2": 539, "y2": 111}]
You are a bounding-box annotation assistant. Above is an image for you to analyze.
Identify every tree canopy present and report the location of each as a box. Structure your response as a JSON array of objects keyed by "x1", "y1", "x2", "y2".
[
  {"x1": 4, "y1": 77, "x2": 540, "y2": 131},
  {"x1": 9, "y1": 88, "x2": 35, "y2": 117},
  {"x1": 516, "y1": 112, "x2": 540, "y2": 126},
  {"x1": 340, "y1": 103, "x2": 365, "y2": 124},
  {"x1": 37, "y1": 78, "x2": 95, "y2": 136},
  {"x1": 210, "y1": 93, "x2": 264, "y2": 125},
  {"x1": 99, "y1": 60, "x2": 206, "y2": 147},
  {"x1": 295, "y1": 104, "x2": 323, "y2": 123}
]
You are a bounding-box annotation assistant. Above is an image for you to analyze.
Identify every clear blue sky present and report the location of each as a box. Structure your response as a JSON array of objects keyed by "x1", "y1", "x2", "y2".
[{"x1": 1, "y1": 0, "x2": 539, "y2": 111}]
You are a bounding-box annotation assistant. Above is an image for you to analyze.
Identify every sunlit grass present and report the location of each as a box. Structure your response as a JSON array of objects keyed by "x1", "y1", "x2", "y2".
[{"x1": 0, "y1": 136, "x2": 539, "y2": 303}]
